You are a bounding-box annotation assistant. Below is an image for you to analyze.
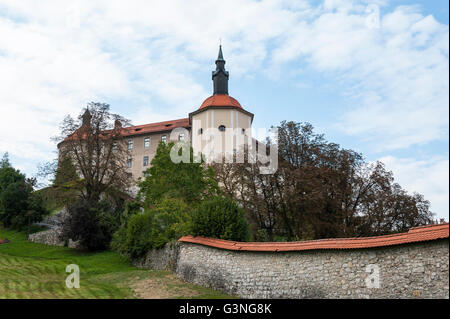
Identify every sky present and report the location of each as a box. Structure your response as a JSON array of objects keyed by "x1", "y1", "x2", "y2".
[{"x1": 0, "y1": 0, "x2": 448, "y2": 220}]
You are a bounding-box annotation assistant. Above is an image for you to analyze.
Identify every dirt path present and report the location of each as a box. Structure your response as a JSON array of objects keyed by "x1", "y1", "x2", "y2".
[{"x1": 131, "y1": 272, "x2": 202, "y2": 299}]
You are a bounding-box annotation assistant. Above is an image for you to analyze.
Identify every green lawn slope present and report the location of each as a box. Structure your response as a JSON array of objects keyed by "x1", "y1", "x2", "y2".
[{"x1": 0, "y1": 226, "x2": 232, "y2": 299}]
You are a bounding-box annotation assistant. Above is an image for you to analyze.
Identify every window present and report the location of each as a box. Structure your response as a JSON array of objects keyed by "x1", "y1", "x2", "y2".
[
  {"x1": 179, "y1": 133, "x2": 185, "y2": 141},
  {"x1": 112, "y1": 142, "x2": 118, "y2": 152},
  {"x1": 128, "y1": 140, "x2": 134, "y2": 150},
  {"x1": 144, "y1": 137, "x2": 150, "y2": 148},
  {"x1": 143, "y1": 156, "x2": 149, "y2": 167},
  {"x1": 143, "y1": 171, "x2": 149, "y2": 177},
  {"x1": 127, "y1": 158, "x2": 132, "y2": 168},
  {"x1": 218, "y1": 125, "x2": 226, "y2": 132},
  {"x1": 161, "y1": 135, "x2": 167, "y2": 144},
  {"x1": 198, "y1": 128, "x2": 203, "y2": 135}
]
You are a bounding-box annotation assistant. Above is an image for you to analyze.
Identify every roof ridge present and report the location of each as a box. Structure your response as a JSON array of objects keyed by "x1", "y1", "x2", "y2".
[{"x1": 128, "y1": 118, "x2": 189, "y2": 129}]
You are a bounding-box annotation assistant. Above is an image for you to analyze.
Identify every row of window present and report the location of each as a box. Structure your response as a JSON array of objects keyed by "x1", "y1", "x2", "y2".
[
  {"x1": 123, "y1": 128, "x2": 245, "y2": 151},
  {"x1": 127, "y1": 134, "x2": 185, "y2": 150},
  {"x1": 198, "y1": 126, "x2": 246, "y2": 135}
]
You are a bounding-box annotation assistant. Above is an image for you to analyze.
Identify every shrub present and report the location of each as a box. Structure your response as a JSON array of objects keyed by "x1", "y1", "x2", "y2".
[
  {"x1": 111, "y1": 197, "x2": 191, "y2": 259},
  {"x1": 121, "y1": 200, "x2": 142, "y2": 225},
  {"x1": 62, "y1": 199, "x2": 123, "y2": 251},
  {"x1": 117, "y1": 211, "x2": 155, "y2": 259},
  {"x1": 190, "y1": 196, "x2": 250, "y2": 241}
]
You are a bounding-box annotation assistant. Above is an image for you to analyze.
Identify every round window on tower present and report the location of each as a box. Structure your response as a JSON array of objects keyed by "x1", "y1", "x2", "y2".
[
  {"x1": 218, "y1": 125, "x2": 226, "y2": 132},
  {"x1": 198, "y1": 128, "x2": 203, "y2": 135}
]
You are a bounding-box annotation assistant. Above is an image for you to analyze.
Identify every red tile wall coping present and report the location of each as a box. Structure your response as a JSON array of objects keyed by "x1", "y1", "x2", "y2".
[{"x1": 178, "y1": 223, "x2": 449, "y2": 252}]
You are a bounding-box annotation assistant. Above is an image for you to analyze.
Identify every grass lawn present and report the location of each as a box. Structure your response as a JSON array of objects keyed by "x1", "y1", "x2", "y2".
[{"x1": 0, "y1": 226, "x2": 233, "y2": 299}]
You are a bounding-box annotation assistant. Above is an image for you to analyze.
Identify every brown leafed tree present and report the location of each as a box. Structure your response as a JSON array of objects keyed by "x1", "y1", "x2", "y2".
[
  {"x1": 214, "y1": 121, "x2": 435, "y2": 241},
  {"x1": 53, "y1": 102, "x2": 133, "y2": 203}
]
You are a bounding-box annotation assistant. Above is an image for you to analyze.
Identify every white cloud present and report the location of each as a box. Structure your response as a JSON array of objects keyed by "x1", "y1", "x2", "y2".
[
  {"x1": 380, "y1": 156, "x2": 449, "y2": 220},
  {"x1": 0, "y1": 0, "x2": 304, "y2": 166},
  {"x1": 0, "y1": 0, "x2": 447, "y2": 217},
  {"x1": 271, "y1": 4, "x2": 449, "y2": 151}
]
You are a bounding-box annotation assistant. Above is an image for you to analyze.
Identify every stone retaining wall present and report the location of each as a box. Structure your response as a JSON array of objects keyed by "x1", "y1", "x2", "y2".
[
  {"x1": 28, "y1": 228, "x2": 65, "y2": 246},
  {"x1": 28, "y1": 227, "x2": 82, "y2": 249},
  {"x1": 137, "y1": 239, "x2": 449, "y2": 299},
  {"x1": 133, "y1": 242, "x2": 179, "y2": 271}
]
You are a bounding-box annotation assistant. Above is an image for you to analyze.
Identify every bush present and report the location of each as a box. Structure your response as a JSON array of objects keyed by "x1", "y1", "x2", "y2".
[
  {"x1": 190, "y1": 196, "x2": 250, "y2": 241},
  {"x1": 113, "y1": 211, "x2": 155, "y2": 259},
  {"x1": 111, "y1": 198, "x2": 191, "y2": 259},
  {"x1": 151, "y1": 197, "x2": 191, "y2": 242},
  {"x1": 62, "y1": 199, "x2": 123, "y2": 251},
  {"x1": 121, "y1": 200, "x2": 142, "y2": 225}
]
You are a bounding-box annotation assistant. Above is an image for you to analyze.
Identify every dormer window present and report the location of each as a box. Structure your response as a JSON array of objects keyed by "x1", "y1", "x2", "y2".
[{"x1": 218, "y1": 125, "x2": 226, "y2": 132}]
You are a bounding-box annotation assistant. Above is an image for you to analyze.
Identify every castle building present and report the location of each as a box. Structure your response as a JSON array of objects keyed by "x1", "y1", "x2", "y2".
[{"x1": 120, "y1": 46, "x2": 254, "y2": 180}]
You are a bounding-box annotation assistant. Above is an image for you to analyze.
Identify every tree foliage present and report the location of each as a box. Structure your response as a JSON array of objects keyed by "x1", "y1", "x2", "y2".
[
  {"x1": 214, "y1": 121, "x2": 434, "y2": 241},
  {"x1": 53, "y1": 102, "x2": 133, "y2": 203},
  {"x1": 138, "y1": 141, "x2": 219, "y2": 207},
  {"x1": 0, "y1": 153, "x2": 48, "y2": 229},
  {"x1": 50, "y1": 103, "x2": 134, "y2": 250}
]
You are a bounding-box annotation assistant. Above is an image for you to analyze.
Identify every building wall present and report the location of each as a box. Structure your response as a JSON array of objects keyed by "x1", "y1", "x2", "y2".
[
  {"x1": 191, "y1": 108, "x2": 252, "y2": 161},
  {"x1": 127, "y1": 129, "x2": 190, "y2": 180},
  {"x1": 136, "y1": 240, "x2": 449, "y2": 299}
]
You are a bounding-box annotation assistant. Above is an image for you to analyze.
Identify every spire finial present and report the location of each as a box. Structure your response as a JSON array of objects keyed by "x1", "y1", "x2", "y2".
[{"x1": 217, "y1": 44, "x2": 224, "y2": 61}]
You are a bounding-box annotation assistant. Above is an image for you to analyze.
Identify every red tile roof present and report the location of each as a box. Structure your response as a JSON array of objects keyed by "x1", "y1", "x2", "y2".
[
  {"x1": 199, "y1": 94, "x2": 242, "y2": 109},
  {"x1": 178, "y1": 223, "x2": 449, "y2": 252},
  {"x1": 121, "y1": 118, "x2": 190, "y2": 137},
  {"x1": 60, "y1": 118, "x2": 190, "y2": 146}
]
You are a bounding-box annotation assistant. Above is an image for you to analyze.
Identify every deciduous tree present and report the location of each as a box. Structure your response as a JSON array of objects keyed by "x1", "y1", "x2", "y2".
[{"x1": 214, "y1": 121, "x2": 434, "y2": 241}]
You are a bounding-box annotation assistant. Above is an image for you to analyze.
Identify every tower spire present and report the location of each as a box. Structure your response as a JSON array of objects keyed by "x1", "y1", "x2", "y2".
[
  {"x1": 212, "y1": 45, "x2": 229, "y2": 95},
  {"x1": 217, "y1": 44, "x2": 224, "y2": 61}
]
